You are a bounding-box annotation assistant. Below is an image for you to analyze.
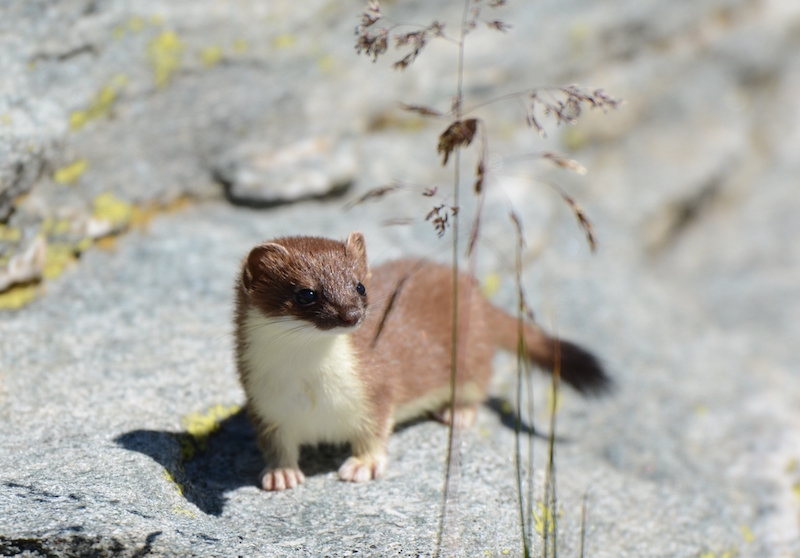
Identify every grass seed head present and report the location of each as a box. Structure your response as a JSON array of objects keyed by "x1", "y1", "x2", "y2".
[{"x1": 437, "y1": 119, "x2": 478, "y2": 165}]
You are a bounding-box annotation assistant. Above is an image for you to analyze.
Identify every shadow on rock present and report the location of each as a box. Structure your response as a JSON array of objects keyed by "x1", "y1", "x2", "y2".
[
  {"x1": 116, "y1": 401, "x2": 552, "y2": 516},
  {"x1": 115, "y1": 410, "x2": 350, "y2": 516},
  {"x1": 484, "y1": 396, "x2": 545, "y2": 438}
]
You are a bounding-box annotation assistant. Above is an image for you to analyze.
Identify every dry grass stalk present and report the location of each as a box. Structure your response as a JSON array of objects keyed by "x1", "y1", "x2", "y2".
[
  {"x1": 557, "y1": 188, "x2": 597, "y2": 253},
  {"x1": 502, "y1": 151, "x2": 587, "y2": 175},
  {"x1": 344, "y1": 183, "x2": 402, "y2": 209},
  {"x1": 380, "y1": 217, "x2": 416, "y2": 227},
  {"x1": 399, "y1": 103, "x2": 445, "y2": 118},
  {"x1": 580, "y1": 489, "x2": 589, "y2": 558},
  {"x1": 511, "y1": 211, "x2": 535, "y2": 557},
  {"x1": 540, "y1": 152, "x2": 587, "y2": 175},
  {"x1": 543, "y1": 336, "x2": 561, "y2": 558}
]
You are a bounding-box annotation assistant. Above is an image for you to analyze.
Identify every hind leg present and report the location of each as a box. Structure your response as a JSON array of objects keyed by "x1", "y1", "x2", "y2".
[
  {"x1": 432, "y1": 310, "x2": 496, "y2": 430},
  {"x1": 430, "y1": 404, "x2": 479, "y2": 429}
]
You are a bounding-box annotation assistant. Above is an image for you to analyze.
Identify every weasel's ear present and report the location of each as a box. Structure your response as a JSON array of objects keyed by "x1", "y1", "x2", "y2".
[
  {"x1": 345, "y1": 231, "x2": 370, "y2": 275},
  {"x1": 242, "y1": 242, "x2": 289, "y2": 291}
]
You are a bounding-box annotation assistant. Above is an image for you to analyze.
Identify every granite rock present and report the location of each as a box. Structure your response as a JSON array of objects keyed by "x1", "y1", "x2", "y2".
[{"x1": 1, "y1": 0, "x2": 800, "y2": 556}]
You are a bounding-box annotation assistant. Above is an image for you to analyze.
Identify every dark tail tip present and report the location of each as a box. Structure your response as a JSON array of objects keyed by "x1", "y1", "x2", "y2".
[{"x1": 557, "y1": 340, "x2": 613, "y2": 397}]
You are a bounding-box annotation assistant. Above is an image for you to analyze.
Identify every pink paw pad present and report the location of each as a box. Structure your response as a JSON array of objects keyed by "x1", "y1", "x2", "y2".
[{"x1": 260, "y1": 467, "x2": 305, "y2": 491}]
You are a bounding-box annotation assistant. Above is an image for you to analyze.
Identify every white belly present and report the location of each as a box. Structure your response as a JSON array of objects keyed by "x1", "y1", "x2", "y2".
[{"x1": 240, "y1": 309, "x2": 370, "y2": 445}]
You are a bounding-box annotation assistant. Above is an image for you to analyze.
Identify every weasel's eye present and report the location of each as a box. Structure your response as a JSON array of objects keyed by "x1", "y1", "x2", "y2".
[
  {"x1": 356, "y1": 283, "x2": 366, "y2": 297},
  {"x1": 295, "y1": 289, "x2": 318, "y2": 305}
]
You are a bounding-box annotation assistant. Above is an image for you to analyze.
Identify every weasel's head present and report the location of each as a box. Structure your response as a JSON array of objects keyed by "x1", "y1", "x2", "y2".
[{"x1": 240, "y1": 232, "x2": 370, "y2": 332}]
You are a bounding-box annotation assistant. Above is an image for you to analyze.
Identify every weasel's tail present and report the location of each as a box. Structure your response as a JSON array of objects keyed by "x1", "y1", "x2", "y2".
[{"x1": 487, "y1": 303, "x2": 612, "y2": 396}]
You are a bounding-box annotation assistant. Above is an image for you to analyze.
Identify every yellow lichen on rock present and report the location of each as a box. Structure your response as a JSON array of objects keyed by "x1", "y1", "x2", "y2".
[
  {"x1": 129, "y1": 195, "x2": 193, "y2": 230},
  {"x1": 162, "y1": 469, "x2": 185, "y2": 496},
  {"x1": 53, "y1": 159, "x2": 89, "y2": 185},
  {"x1": 0, "y1": 225, "x2": 22, "y2": 242},
  {"x1": 171, "y1": 505, "x2": 196, "y2": 518},
  {"x1": 533, "y1": 501, "x2": 556, "y2": 536},
  {"x1": 316, "y1": 54, "x2": 336, "y2": 73},
  {"x1": 39, "y1": 218, "x2": 55, "y2": 236},
  {"x1": 182, "y1": 404, "x2": 241, "y2": 441},
  {"x1": 70, "y1": 76, "x2": 129, "y2": 131},
  {"x1": 178, "y1": 404, "x2": 242, "y2": 460},
  {"x1": 43, "y1": 243, "x2": 77, "y2": 280},
  {"x1": 69, "y1": 110, "x2": 88, "y2": 130},
  {"x1": 148, "y1": 31, "x2": 185, "y2": 88},
  {"x1": 128, "y1": 16, "x2": 145, "y2": 32},
  {"x1": 200, "y1": 45, "x2": 223, "y2": 67},
  {"x1": 481, "y1": 272, "x2": 502, "y2": 299},
  {"x1": 695, "y1": 404, "x2": 709, "y2": 416},
  {"x1": 75, "y1": 237, "x2": 93, "y2": 253},
  {"x1": 53, "y1": 219, "x2": 72, "y2": 236},
  {"x1": 92, "y1": 192, "x2": 132, "y2": 230},
  {"x1": 0, "y1": 285, "x2": 38, "y2": 310},
  {"x1": 273, "y1": 34, "x2": 296, "y2": 49}
]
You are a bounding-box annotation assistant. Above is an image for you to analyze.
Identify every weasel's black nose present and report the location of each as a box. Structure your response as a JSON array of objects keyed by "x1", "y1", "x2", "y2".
[{"x1": 341, "y1": 309, "x2": 362, "y2": 327}]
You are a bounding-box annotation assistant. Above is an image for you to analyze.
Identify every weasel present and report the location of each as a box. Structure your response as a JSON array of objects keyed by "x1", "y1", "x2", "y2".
[{"x1": 234, "y1": 232, "x2": 610, "y2": 491}]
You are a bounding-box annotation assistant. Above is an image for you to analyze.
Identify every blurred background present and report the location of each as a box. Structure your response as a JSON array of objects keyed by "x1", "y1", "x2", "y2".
[
  {"x1": 1, "y1": 0, "x2": 799, "y2": 556},
  {"x1": 1, "y1": 0, "x2": 798, "y2": 306},
  {"x1": 2, "y1": 0, "x2": 798, "y2": 325}
]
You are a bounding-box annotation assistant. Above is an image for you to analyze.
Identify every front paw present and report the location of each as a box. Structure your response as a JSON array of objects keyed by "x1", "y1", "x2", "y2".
[
  {"x1": 260, "y1": 467, "x2": 305, "y2": 491},
  {"x1": 338, "y1": 454, "x2": 388, "y2": 483}
]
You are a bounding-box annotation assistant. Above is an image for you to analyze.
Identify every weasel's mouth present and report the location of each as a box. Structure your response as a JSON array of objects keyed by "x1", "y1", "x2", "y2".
[
  {"x1": 314, "y1": 316, "x2": 364, "y2": 333},
  {"x1": 309, "y1": 309, "x2": 366, "y2": 331}
]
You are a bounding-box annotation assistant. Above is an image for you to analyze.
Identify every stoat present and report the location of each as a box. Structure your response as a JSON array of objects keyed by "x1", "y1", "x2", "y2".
[{"x1": 234, "y1": 232, "x2": 610, "y2": 491}]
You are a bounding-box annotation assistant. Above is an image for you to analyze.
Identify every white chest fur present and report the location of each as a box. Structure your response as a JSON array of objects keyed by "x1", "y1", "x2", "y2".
[{"x1": 240, "y1": 308, "x2": 370, "y2": 445}]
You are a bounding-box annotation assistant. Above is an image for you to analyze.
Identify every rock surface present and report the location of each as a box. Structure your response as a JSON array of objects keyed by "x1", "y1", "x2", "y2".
[
  {"x1": 1, "y1": 0, "x2": 800, "y2": 556},
  {"x1": 213, "y1": 137, "x2": 357, "y2": 207}
]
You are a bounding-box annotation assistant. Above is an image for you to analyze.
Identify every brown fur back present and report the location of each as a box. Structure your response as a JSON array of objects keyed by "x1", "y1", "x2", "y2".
[
  {"x1": 351, "y1": 259, "x2": 496, "y2": 416},
  {"x1": 351, "y1": 259, "x2": 610, "y2": 413}
]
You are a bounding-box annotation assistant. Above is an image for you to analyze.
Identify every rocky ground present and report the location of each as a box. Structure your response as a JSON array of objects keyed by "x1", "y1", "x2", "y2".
[{"x1": 1, "y1": 0, "x2": 799, "y2": 556}]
